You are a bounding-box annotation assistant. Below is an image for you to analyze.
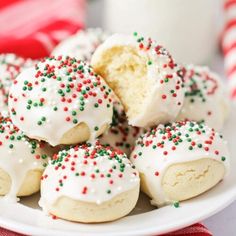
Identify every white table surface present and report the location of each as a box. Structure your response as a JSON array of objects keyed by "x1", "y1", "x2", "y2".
[
  {"x1": 204, "y1": 201, "x2": 236, "y2": 235},
  {"x1": 87, "y1": 1, "x2": 236, "y2": 235}
]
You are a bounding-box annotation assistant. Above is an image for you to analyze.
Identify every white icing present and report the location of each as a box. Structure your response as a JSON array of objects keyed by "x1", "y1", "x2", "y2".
[
  {"x1": 99, "y1": 101, "x2": 143, "y2": 155},
  {"x1": 39, "y1": 144, "x2": 140, "y2": 210},
  {"x1": 91, "y1": 33, "x2": 185, "y2": 127},
  {"x1": 130, "y1": 121, "x2": 230, "y2": 206},
  {"x1": 0, "y1": 53, "x2": 35, "y2": 112},
  {"x1": 0, "y1": 116, "x2": 48, "y2": 202},
  {"x1": 8, "y1": 57, "x2": 113, "y2": 146},
  {"x1": 52, "y1": 28, "x2": 109, "y2": 61},
  {"x1": 177, "y1": 65, "x2": 230, "y2": 131}
]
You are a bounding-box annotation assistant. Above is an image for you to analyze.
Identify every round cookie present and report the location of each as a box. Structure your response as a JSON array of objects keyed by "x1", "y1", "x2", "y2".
[
  {"x1": 91, "y1": 33, "x2": 184, "y2": 127},
  {"x1": 177, "y1": 65, "x2": 230, "y2": 130},
  {"x1": 8, "y1": 56, "x2": 113, "y2": 146},
  {"x1": 0, "y1": 115, "x2": 49, "y2": 201},
  {"x1": 52, "y1": 28, "x2": 109, "y2": 61},
  {"x1": 39, "y1": 143, "x2": 140, "y2": 223},
  {"x1": 130, "y1": 121, "x2": 230, "y2": 206},
  {"x1": 0, "y1": 53, "x2": 34, "y2": 112},
  {"x1": 99, "y1": 101, "x2": 143, "y2": 156}
]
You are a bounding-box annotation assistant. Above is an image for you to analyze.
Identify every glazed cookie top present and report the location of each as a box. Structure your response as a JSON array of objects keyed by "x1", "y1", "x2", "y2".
[
  {"x1": 52, "y1": 28, "x2": 109, "y2": 61},
  {"x1": 39, "y1": 142, "x2": 140, "y2": 208},
  {"x1": 177, "y1": 65, "x2": 229, "y2": 130},
  {"x1": 91, "y1": 33, "x2": 185, "y2": 127},
  {"x1": 0, "y1": 53, "x2": 34, "y2": 112},
  {"x1": 99, "y1": 101, "x2": 142, "y2": 155},
  {"x1": 0, "y1": 115, "x2": 49, "y2": 201},
  {"x1": 130, "y1": 121, "x2": 230, "y2": 206},
  {"x1": 8, "y1": 56, "x2": 113, "y2": 146}
]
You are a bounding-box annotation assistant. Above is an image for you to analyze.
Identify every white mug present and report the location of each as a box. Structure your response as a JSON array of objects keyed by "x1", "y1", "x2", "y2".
[{"x1": 103, "y1": 0, "x2": 222, "y2": 64}]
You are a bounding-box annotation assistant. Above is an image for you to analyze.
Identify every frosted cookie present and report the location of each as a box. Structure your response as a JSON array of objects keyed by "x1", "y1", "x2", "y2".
[
  {"x1": 52, "y1": 28, "x2": 109, "y2": 61},
  {"x1": 8, "y1": 56, "x2": 113, "y2": 146},
  {"x1": 0, "y1": 53, "x2": 34, "y2": 112},
  {"x1": 130, "y1": 121, "x2": 230, "y2": 206},
  {"x1": 0, "y1": 116, "x2": 49, "y2": 201},
  {"x1": 39, "y1": 143, "x2": 140, "y2": 223},
  {"x1": 177, "y1": 65, "x2": 230, "y2": 130},
  {"x1": 91, "y1": 33, "x2": 184, "y2": 127},
  {"x1": 99, "y1": 101, "x2": 142, "y2": 155}
]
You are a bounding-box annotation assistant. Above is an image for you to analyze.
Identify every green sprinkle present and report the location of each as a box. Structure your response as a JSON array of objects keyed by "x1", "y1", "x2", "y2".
[
  {"x1": 73, "y1": 119, "x2": 78, "y2": 124},
  {"x1": 173, "y1": 201, "x2": 180, "y2": 208}
]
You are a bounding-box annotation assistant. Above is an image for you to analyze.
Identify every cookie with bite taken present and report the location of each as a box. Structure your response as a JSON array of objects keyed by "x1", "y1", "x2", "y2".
[{"x1": 91, "y1": 33, "x2": 184, "y2": 127}]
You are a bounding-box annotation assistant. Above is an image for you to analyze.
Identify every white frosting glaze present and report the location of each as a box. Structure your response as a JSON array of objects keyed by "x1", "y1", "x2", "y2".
[
  {"x1": 8, "y1": 56, "x2": 113, "y2": 146},
  {"x1": 52, "y1": 28, "x2": 109, "y2": 61},
  {"x1": 91, "y1": 33, "x2": 185, "y2": 127},
  {"x1": 0, "y1": 116, "x2": 49, "y2": 202},
  {"x1": 177, "y1": 65, "x2": 230, "y2": 131},
  {"x1": 99, "y1": 101, "x2": 143, "y2": 156},
  {"x1": 39, "y1": 143, "x2": 140, "y2": 210},
  {"x1": 0, "y1": 53, "x2": 34, "y2": 112},
  {"x1": 130, "y1": 121, "x2": 230, "y2": 206}
]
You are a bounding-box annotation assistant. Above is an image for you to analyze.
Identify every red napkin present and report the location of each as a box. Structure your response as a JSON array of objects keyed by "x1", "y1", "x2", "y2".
[
  {"x1": 0, "y1": 0, "x2": 213, "y2": 236},
  {"x1": 0, "y1": 0, "x2": 85, "y2": 59},
  {"x1": 0, "y1": 223, "x2": 212, "y2": 236}
]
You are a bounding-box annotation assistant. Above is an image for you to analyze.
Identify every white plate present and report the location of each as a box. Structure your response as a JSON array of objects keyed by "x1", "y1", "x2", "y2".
[{"x1": 0, "y1": 106, "x2": 236, "y2": 236}]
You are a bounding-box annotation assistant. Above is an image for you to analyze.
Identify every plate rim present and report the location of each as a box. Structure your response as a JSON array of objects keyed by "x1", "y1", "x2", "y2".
[
  {"x1": 0, "y1": 190, "x2": 235, "y2": 236},
  {"x1": 0, "y1": 104, "x2": 236, "y2": 236}
]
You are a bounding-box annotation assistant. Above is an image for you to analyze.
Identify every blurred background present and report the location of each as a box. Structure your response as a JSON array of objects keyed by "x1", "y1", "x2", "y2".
[
  {"x1": 88, "y1": 0, "x2": 222, "y2": 65},
  {"x1": 0, "y1": 0, "x2": 224, "y2": 64}
]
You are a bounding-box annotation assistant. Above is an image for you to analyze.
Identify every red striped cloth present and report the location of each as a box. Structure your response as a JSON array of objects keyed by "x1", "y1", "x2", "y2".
[
  {"x1": 0, "y1": 223, "x2": 212, "y2": 236},
  {"x1": 0, "y1": 0, "x2": 85, "y2": 59},
  {"x1": 222, "y1": 0, "x2": 236, "y2": 98}
]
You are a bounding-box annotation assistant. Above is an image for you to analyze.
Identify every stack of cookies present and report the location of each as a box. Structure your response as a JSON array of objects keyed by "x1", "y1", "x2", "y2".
[{"x1": 0, "y1": 28, "x2": 230, "y2": 223}]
